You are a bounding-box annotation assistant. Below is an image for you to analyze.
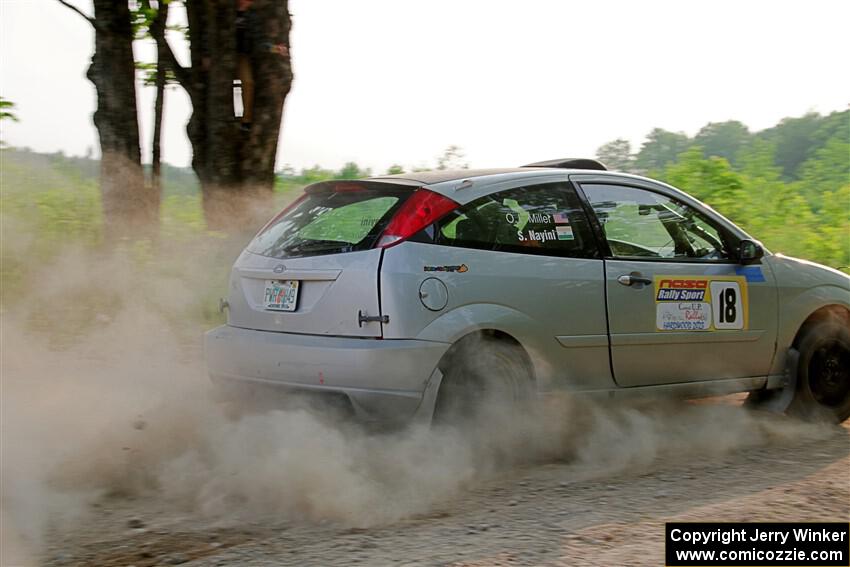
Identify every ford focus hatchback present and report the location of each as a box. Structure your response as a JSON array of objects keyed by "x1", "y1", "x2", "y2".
[{"x1": 205, "y1": 160, "x2": 850, "y2": 424}]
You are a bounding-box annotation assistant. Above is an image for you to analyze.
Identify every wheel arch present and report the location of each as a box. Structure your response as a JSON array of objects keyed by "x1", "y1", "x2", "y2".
[
  {"x1": 427, "y1": 328, "x2": 538, "y2": 424},
  {"x1": 792, "y1": 304, "x2": 850, "y2": 349},
  {"x1": 436, "y1": 328, "x2": 537, "y2": 388},
  {"x1": 747, "y1": 304, "x2": 849, "y2": 417},
  {"x1": 770, "y1": 282, "x2": 850, "y2": 377},
  {"x1": 416, "y1": 302, "x2": 558, "y2": 388}
]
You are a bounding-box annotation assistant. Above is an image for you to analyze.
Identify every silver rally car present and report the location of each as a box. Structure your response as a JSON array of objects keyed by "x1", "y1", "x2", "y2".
[{"x1": 205, "y1": 159, "x2": 850, "y2": 424}]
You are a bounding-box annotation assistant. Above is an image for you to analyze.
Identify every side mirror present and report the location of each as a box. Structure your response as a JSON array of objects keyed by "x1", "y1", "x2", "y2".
[{"x1": 738, "y1": 239, "x2": 764, "y2": 264}]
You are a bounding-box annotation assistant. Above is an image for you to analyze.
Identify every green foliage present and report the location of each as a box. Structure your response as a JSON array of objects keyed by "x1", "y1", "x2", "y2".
[
  {"x1": 338, "y1": 162, "x2": 372, "y2": 179},
  {"x1": 275, "y1": 162, "x2": 374, "y2": 197},
  {"x1": 609, "y1": 110, "x2": 849, "y2": 181},
  {"x1": 1, "y1": 150, "x2": 102, "y2": 245},
  {"x1": 796, "y1": 136, "x2": 850, "y2": 210},
  {"x1": 816, "y1": 184, "x2": 850, "y2": 269},
  {"x1": 594, "y1": 110, "x2": 848, "y2": 271},
  {"x1": 634, "y1": 128, "x2": 690, "y2": 173},
  {"x1": 757, "y1": 112, "x2": 827, "y2": 179},
  {"x1": 656, "y1": 145, "x2": 849, "y2": 273},
  {"x1": 386, "y1": 164, "x2": 405, "y2": 175},
  {"x1": 160, "y1": 194, "x2": 206, "y2": 239},
  {"x1": 131, "y1": 1, "x2": 182, "y2": 87},
  {"x1": 663, "y1": 147, "x2": 748, "y2": 222},
  {"x1": 135, "y1": 60, "x2": 177, "y2": 87},
  {"x1": 1, "y1": 147, "x2": 230, "y2": 348},
  {"x1": 694, "y1": 120, "x2": 751, "y2": 166},
  {"x1": 0, "y1": 97, "x2": 18, "y2": 122},
  {"x1": 0, "y1": 97, "x2": 18, "y2": 146},
  {"x1": 436, "y1": 145, "x2": 468, "y2": 170},
  {"x1": 595, "y1": 138, "x2": 634, "y2": 172}
]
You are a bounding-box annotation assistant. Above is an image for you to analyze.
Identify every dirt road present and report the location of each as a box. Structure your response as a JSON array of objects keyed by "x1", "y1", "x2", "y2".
[{"x1": 34, "y1": 409, "x2": 849, "y2": 567}]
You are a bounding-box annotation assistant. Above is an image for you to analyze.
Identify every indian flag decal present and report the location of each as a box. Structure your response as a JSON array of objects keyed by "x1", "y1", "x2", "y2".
[{"x1": 556, "y1": 225, "x2": 574, "y2": 240}]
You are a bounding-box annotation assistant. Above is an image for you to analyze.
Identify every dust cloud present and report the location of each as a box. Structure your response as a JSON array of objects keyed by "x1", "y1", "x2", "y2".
[{"x1": 0, "y1": 241, "x2": 831, "y2": 565}]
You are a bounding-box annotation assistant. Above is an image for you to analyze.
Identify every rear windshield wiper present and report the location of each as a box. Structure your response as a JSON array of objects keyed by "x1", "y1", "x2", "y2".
[{"x1": 279, "y1": 239, "x2": 354, "y2": 256}]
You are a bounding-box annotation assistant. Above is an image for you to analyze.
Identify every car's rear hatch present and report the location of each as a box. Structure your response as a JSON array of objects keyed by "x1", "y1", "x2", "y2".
[{"x1": 227, "y1": 180, "x2": 418, "y2": 337}]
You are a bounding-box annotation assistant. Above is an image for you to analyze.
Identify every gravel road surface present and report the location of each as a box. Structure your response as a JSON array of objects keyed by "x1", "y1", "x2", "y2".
[{"x1": 32, "y1": 404, "x2": 849, "y2": 567}]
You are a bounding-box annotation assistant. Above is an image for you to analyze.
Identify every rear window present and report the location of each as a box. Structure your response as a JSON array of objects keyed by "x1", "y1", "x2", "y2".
[{"x1": 248, "y1": 183, "x2": 411, "y2": 259}]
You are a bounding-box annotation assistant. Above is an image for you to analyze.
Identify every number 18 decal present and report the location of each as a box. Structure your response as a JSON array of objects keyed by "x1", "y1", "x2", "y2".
[{"x1": 710, "y1": 281, "x2": 743, "y2": 330}]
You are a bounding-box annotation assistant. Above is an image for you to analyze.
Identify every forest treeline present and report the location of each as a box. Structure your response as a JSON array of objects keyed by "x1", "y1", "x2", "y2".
[{"x1": 596, "y1": 109, "x2": 849, "y2": 270}]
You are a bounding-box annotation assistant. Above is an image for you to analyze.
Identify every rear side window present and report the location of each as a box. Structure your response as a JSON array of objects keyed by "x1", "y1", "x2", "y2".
[
  {"x1": 249, "y1": 184, "x2": 410, "y2": 259},
  {"x1": 423, "y1": 182, "x2": 598, "y2": 258}
]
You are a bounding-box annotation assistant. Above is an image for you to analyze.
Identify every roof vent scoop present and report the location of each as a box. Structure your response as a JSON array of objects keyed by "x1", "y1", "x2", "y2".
[{"x1": 521, "y1": 158, "x2": 607, "y2": 171}]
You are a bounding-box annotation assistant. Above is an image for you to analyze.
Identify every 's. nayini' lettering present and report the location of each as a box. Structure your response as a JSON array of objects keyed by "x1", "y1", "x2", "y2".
[{"x1": 517, "y1": 229, "x2": 558, "y2": 242}]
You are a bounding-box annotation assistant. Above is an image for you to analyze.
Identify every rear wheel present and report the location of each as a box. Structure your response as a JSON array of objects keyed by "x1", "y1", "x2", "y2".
[
  {"x1": 748, "y1": 320, "x2": 850, "y2": 422},
  {"x1": 432, "y1": 336, "x2": 532, "y2": 425}
]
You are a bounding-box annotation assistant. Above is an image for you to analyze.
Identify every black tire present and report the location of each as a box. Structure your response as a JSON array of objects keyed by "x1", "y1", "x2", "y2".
[
  {"x1": 432, "y1": 336, "x2": 532, "y2": 425},
  {"x1": 788, "y1": 320, "x2": 850, "y2": 422}
]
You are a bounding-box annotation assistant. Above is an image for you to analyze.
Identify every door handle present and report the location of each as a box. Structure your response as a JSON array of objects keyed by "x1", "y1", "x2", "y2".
[{"x1": 617, "y1": 273, "x2": 652, "y2": 286}]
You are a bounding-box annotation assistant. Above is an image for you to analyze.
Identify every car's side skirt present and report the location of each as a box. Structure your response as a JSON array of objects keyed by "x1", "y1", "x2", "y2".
[{"x1": 553, "y1": 375, "x2": 784, "y2": 402}]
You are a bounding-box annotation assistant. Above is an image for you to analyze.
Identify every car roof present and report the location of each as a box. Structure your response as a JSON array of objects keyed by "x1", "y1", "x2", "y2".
[{"x1": 371, "y1": 168, "x2": 534, "y2": 185}]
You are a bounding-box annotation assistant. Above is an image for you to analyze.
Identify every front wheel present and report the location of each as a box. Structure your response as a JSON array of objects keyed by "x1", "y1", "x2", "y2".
[
  {"x1": 791, "y1": 320, "x2": 850, "y2": 422},
  {"x1": 749, "y1": 320, "x2": 850, "y2": 422}
]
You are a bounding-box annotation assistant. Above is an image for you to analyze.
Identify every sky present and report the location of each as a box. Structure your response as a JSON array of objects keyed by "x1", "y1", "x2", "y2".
[{"x1": 1, "y1": 0, "x2": 848, "y2": 174}]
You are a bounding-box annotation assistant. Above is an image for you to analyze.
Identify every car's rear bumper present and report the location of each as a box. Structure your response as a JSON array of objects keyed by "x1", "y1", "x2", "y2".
[{"x1": 204, "y1": 325, "x2": 450, "y2": 423}]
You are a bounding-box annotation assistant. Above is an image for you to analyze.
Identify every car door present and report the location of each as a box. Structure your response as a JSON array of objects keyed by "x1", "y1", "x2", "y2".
[{"x1": 575, "y1": 181, "x2": 778, "y2": 387}]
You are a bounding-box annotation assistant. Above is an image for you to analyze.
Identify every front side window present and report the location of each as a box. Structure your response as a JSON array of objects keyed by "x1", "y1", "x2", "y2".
[
  {"x1": 420, "y1": 182, "x2": 597, "y2": 258},
  {"x1": 581, "y1": 184, "x2": 732, "y2": 261}
]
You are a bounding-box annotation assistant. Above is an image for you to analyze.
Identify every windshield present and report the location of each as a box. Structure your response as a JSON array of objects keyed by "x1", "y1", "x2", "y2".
[{"x1": 248, "y1": 184, "x2": 411, "y2": 259}]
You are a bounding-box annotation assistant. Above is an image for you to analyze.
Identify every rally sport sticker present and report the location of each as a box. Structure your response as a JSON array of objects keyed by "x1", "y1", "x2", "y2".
[{"x1": 654, "y1": 276, "x2": 748, "y2": 332}]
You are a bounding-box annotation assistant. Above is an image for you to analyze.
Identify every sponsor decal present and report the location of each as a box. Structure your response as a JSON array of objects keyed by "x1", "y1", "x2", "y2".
[
  {"x1": 654, "y1": 276, "x2": 748, "y2": 331},
  {"x1": 424, "y1": 264, "x2": 468, "y2": 273},
  {"x1": 657, "y1": 302, "x2": 710, "y2": 331},
  {"x1": 655, "y1": 278, "x2": 708, "y2": 302},
  {"x1": 735, "y1": 265, "x2": 766, "y2": 283}
]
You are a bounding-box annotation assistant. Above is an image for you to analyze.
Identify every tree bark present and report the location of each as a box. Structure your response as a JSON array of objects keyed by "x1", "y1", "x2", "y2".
[
  {"x1": 154, "y1": 0, "x2": 293, "y2": 231},
  {"x1": 86, "y1": 0, "x2": 156, "y2": 238},
  {"x1": 150, "y1": 2, "x2": 169, "y2": 197}
]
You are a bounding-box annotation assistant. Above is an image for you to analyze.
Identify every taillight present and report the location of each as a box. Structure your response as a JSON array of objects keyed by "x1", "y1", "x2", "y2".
[{"x1": 377, "y1": 189, "x2": 458, "y2": 248}]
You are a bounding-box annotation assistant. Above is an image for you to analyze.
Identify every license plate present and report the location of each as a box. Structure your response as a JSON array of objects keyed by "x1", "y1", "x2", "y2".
[{"x1": 263, "y1": 280, "x2": 299, "y2": 311}]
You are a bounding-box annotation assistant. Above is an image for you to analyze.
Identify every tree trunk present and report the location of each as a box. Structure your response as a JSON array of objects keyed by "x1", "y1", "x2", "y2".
[
  {"x1": 88, "y1": 0, "x2": 157, "y2": 238},
  {"x1": 157, "y1": 0, "x2": 293, "y2": 231},
  {"x1": 151, "y1": 54, "x2": 166, "y2": 196}
]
